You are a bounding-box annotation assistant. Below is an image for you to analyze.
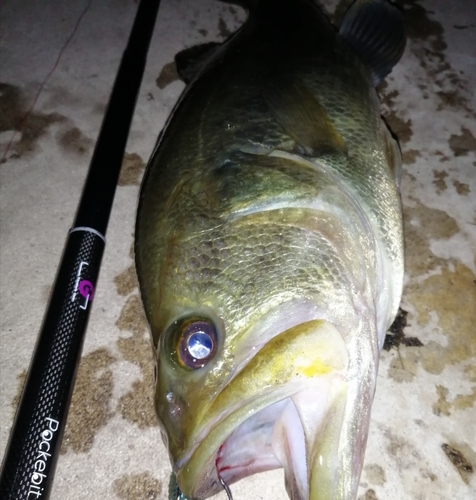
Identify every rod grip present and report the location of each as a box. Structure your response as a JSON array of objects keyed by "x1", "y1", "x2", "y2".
[{"x1": 0, "y1": 229, "x2": 105, "y2": 499}]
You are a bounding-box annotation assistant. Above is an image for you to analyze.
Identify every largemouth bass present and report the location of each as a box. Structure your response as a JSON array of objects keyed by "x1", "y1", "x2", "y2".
[{"x1": 135, "y1": 0, "x2": 406, "y2": 498}]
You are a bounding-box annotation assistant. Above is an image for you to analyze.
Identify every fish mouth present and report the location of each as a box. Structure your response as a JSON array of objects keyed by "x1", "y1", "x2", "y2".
[{"x1": 175, "y1": 319, "x2": 357, "y2": 500}]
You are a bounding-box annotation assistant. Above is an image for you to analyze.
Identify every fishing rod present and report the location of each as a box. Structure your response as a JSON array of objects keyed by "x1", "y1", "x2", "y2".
[{"x1": 0, "y1": 0, "x2": 162, "y2": 498}]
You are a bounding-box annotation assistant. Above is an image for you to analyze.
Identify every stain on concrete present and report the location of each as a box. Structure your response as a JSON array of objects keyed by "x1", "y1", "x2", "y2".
[
  {"x1": 453, "y1": 386, "x2": 476, "y2": 412},
  {"x1": 385, "y1": 427, "x2": 421, "y2": 470},
  {"x1": 453, "y1": 180, "x2": 470, "y2": 195},
  {"x1": 406, "y1": 262, "x2": 476, "y2": 376},
  {"x1": 403, "y1": 203, "x2": 459, "y2": 277},
  {"x1": 93, "y1": 101, "x2": 108, "y2": 115},
  {"x1": 449, "y1": 127, "x2": 476, "y2": 157},
  {"x1": 218, "y1": 17, "x2": 232, "y2": 38},
  {"x1": 401, "y1": 0, "x2": 472, "y2": 113},
  {"x1": 384, "y1": 307, "x2": 423, "y2": 351},
  {"x1": 387, "y1": 348, "x2": 420, "y2": 383},
  {"x1": 379, "y1": 84, "x2": 413, "y2": 144},
  {"x1": 61, "y1": 348, "x2": 116, "y2": 453},
  {"x1": 156, "y1": 61, "x2": 180, "y2": 89},
  {"x1": 432, "y1": 169, "x2": 448, "y2": 192},
  {"x1": 118, "y1": 152, "x2": 145, "y2": 186},
  {"x1": 441, "y1": 443, "x2": 474, "y2": 484},
  {"x1": 116, "y1": 294, "x2": 148, "y2": 337},
  {"x1": 436, "y1": 90, "x2": 469, "y2": 111},
  {"x1": 465, "y1": 364, "x2": 476, "y2": 383},
  {"x1": 0, "y1": 82, "x2": 65, "y2": 160},
  {"x1": 397, "y1": 198, "x2": 474, "y2": 383},
  {"x1": 420, "y1": 469, "x2": 438, "y2": 482},
  {"x1": 10, "y1": 369, "x2": 27, "y2": 411},
  {"x1": 402, "y1": 149, "x2": 421, "y2": 164},
  {"x1": 57, "y1": 126, "x2": 93, "y2": 155},
  {"x1": 41, "y1": 283, "x2": 52, "y2": 302},
  {"x1": 114, "y1": 263, "x2": 138, "y2": 296},
  {"x1": 113, "y1": 471, "x2": 162, "y2": 500},
  {"x1": 364, "y1": 464, "x2": 386, "y2": 487},
  {"x1": 433, "y1": 385, "x2": 451, "y2": 416},
  {"x1": 433, "y1": 383, "x2": 476, "y2": 416},
  {"x1": 435, "y1": 150, "x2": 450, "y2": 163},
  {"x1": 359, "y1": 490, "x2": 378, "y2": 500},
  {"x1": 116, "y1": 295, "x2": 158, "y2": 428},
  {"x1": 198, "y1": 28, "x2": 208, "y2": 37}
]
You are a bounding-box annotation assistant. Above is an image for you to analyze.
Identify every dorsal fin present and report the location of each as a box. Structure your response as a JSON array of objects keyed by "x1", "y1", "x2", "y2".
[{"x1": 339, "y1": 0, "x2": 406, "y2": 85}]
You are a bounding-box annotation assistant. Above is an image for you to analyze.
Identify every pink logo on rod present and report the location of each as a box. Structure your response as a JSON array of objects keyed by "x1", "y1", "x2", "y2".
[{"x1": 78, "y1": 280, "x2": 94, "y2": 300}]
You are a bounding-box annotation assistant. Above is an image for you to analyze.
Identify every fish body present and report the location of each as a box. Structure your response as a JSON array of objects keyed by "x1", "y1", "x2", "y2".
[{"x1": 135, "y1": 0, "x2": 406, "y2": 499}]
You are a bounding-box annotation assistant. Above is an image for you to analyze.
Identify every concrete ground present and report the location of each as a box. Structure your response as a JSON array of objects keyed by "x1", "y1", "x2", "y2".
[{"x1": 1, "y1": 0, "x2": 475, "y2": 499}]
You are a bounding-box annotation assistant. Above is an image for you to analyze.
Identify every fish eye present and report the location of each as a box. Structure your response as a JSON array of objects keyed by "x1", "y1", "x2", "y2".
[{"x1": 176, "y1": 319, "x2": 218, "y2": 369}]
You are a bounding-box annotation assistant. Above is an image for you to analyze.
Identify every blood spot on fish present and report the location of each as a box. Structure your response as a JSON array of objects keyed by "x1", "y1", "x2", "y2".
[
  {"x1": 156, "y1": 61, "x2": 180, "y2": 89},
  {"x1": 441, "y1": 443, "x2": 474, "y2": 484},
  {"x1": 57, "y1": 126, "x2": 93, "y2": 156},
  {"x1": 448, "y1": 127, "x2": 476, "y2": 157},
  {"x1": 112, "y1": 471, "x2": 162, "y2": 500},
  {"x1": 116, "y1": 295, "x2": 158, "y2": 428},
  {"x1": 118, "y1": 152, "x2": 145, "y2": 186},
  {"x1": 61, "y1": 348, "x2": 116, "y2": 453}
]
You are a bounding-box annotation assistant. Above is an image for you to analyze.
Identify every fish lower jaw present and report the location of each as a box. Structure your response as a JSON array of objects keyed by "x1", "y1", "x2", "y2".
[
  {"x1": 217, "y1": 384, "x2": 349, "y2": 500},
  {"x1": 178, "y1": 376, "x2": 352, "y2": 500},
  {"x1": 175, "y1": 318, "x2": 372, "y2": 500}
]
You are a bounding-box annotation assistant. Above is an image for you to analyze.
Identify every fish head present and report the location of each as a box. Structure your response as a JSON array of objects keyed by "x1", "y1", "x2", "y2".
[{"x1": 139, "y1": 163, "x2": 380, "y2": 500}]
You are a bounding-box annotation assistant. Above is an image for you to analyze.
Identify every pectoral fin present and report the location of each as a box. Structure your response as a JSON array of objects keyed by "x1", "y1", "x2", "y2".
[
  {"x1": 380, "y1": 118, "x2": 403, "y2": 188},
  {"x1": 263, "y1": 81, "x2": 348, "y2": 157}
]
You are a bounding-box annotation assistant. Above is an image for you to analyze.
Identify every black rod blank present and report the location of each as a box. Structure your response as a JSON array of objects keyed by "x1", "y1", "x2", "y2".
[{"x1": 0, "y1": 0, "x2": 161, "y2": 498}]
